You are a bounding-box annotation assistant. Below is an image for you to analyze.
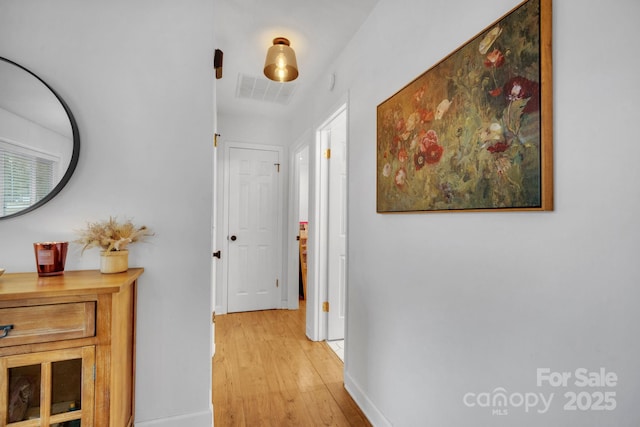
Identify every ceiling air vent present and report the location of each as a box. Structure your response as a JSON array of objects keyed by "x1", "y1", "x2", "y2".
[{"x1": 235, "y1": 73, "x2": 296, "y2": 105}]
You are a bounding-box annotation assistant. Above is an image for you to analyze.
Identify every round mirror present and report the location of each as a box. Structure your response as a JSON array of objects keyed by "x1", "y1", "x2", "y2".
[{"x1": 0, "y1": 57, "x2": 79, "y2": 220}]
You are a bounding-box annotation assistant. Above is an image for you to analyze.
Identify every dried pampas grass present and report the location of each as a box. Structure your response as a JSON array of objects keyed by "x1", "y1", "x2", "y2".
[{"x1": 75, "y1": 217, "x2": 153, "y2": 253}]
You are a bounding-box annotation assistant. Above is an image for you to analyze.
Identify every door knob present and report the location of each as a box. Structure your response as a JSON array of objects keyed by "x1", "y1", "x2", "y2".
[{"x1": 230, "y1": 235, "x2": 237, "y2": 241}]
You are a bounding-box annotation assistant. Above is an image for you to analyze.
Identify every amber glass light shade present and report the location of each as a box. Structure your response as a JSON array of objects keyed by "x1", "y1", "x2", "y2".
[{"x1": 263, "y1": 37, "x2": 299, "y2": 82}]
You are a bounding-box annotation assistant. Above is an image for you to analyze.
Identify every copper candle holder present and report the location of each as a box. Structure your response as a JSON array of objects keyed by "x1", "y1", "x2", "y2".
[{"x1": 33, "y1": 242, "x2": 68, "y2": 276}]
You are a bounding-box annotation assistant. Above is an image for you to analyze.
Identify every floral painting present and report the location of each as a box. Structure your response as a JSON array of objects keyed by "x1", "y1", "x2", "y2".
[{"x1": 377, "y1": 0, "x2": 552, "y2": 213}]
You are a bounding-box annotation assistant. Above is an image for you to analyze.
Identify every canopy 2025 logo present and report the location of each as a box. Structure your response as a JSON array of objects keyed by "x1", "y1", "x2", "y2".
[{"x1": 463, "y1": 368, "x2": 618, "y2": 416}]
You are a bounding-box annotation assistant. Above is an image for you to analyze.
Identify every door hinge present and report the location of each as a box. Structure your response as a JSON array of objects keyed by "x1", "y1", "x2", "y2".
[
  {"x1": 276, "y1": 279, "x2": 279, "y2": 288},
  {"x1": 213, "y1": 250, "x2": 221, "y2": 259},
  {"x1": 322, "y1": 301, "x2": 330, "y2": 312},
  {"x1": 274, "y1": 162, "x2": 280, "y2": 172},
  {"x1": 93, "y1": 364, "x2": 96, "y2": 381},
  {"x1": 212, "y1": 311, "x2": 216, "y2": 324},
  {"x1": 323, "y1": 149, "x2": 331, "y2": 159},
  {"x1": 214, "y1": 133, "x2": 220, "y2": 147}
]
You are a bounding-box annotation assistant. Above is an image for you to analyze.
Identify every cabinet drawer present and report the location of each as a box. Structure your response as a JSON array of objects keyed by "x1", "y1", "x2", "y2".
[{"x1": 0, "y1": 302, "x2": 96, "y2": 347}]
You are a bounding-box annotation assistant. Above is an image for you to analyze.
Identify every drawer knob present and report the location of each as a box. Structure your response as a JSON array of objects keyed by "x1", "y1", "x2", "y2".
[{"x1": 0, "y1": 324, "x2": 13, "y2": 339}]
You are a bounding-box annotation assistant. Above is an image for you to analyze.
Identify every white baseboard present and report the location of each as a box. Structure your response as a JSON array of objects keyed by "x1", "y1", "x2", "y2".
[
  {"x1": 344, "y1": 371, "x2": 392, "y2": 427},
  {"x1": 135, "y1": 410, "x2": 212, "y2": 427}
]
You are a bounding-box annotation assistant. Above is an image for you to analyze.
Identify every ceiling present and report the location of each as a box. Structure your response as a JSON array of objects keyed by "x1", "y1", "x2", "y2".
[{"x1": 214, "y1": 0, "x2": 380, "y2": 121}]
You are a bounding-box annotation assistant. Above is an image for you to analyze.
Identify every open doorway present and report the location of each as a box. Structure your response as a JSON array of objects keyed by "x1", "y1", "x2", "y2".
[{"x1": 296, "y1": 146, "x2": 309, "y2": 302}]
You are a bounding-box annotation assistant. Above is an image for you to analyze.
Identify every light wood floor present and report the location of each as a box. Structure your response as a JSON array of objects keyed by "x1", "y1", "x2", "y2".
[{"x1": 212, "y1": 301, "x2": 371, "y2": 426}]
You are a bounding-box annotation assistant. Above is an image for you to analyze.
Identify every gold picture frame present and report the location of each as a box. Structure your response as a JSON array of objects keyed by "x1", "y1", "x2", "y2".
[{"x1": 376, "y1": 0, "x2": 552, "y2": 213}]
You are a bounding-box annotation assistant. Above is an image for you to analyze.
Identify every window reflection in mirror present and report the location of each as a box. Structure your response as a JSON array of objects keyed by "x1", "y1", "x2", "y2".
[{"x1": 0, "y1": 57, "x2": 79, "y2": 219}]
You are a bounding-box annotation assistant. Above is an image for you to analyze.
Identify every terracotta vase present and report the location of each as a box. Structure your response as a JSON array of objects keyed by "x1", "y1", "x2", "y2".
[{"x1": 100, "y1": 250, "x2": 129, "y2": 274}]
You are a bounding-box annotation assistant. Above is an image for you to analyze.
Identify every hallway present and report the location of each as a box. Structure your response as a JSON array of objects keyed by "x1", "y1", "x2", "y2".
[{"x1": 212, "y1": 303, "x2": 371, "y2": 426}]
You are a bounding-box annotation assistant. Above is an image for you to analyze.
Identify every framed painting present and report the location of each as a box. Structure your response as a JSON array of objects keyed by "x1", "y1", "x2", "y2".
[{"x1": 376, "y1": 0, "x2": 552, "y2": 213}]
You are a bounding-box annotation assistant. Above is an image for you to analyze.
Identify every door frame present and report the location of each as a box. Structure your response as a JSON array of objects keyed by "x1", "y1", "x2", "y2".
[
  {"x1": 218, "y1": 140, "x2": 285, "y2": 314},
  {"x1": 326, "y1": 106, "x2": 347, "y2": 341},
  {"x1": 304, "y1": 99, "x2": 348, "y2": 341},
  {"x1": 286, "y1": 132, "x2": 312, "y2": 311}
]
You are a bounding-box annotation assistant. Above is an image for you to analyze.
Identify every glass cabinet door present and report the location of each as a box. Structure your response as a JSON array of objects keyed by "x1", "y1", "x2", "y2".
[{"x1": 1, "y1": 346, "x2": 94, "y2": 426}]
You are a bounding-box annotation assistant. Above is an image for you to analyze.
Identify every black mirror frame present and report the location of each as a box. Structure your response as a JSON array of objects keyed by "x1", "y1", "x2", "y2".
[{"x1": 0, "y1": 57, "x2": 80, "y2": 220}]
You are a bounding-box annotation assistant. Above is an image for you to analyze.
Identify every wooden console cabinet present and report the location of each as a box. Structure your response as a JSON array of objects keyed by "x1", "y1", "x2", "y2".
[{"x1": 0, "y1": 269, "x2": 143, "y2": 427}]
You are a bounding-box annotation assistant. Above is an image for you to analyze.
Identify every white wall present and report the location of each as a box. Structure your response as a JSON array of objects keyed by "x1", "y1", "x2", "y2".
[
  {"x1": 217, "y1": 112, "x2": 290, "y2": 147},
  {"x1": 289, "y1": 0, "x2": 640, "y2": 425},
  {"x1": 0, "y1": 1, "x2": 214, "y2": 425}
]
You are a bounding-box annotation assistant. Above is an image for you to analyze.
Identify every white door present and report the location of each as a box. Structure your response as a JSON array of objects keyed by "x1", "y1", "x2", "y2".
[
  {"x1": 327, "y1": 109, "x2": 347, "y2": 340},
  {"x1": 227, "y1": 146, "x2": 280, "y2": 313}
]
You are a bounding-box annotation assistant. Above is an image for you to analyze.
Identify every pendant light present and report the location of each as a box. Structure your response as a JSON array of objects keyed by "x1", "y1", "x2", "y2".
[{"x1": 263, "y1": 37, "x2": 299, "y2": 82}]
